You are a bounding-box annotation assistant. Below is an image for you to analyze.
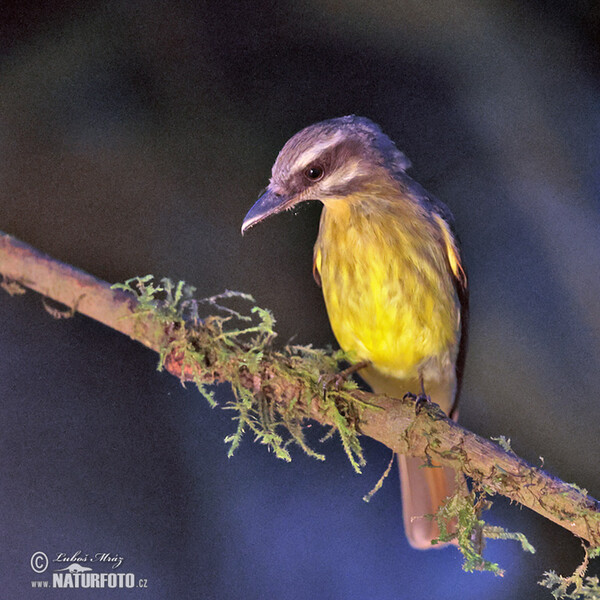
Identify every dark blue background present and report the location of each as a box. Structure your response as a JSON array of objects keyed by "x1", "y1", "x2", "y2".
[{"x1": 0, "y1": 1, "x2": 598, "y2": 598}]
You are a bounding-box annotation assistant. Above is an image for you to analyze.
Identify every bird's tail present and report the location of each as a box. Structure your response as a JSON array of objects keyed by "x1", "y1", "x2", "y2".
[
  {"x1": 397, "y1": 454, "x2": 458, "y2": 549},
  {"x1": 361, "y1": 367, "x2": 462, "y2": 549}
]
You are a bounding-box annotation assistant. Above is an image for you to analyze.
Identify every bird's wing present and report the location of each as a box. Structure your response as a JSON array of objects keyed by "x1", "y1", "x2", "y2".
[
  {"x1": 399, "y1": 172, "x2": 469, "y2": 415},
  {"x1": 433, "y1": 213, "x2": 469, "y2": 419}
]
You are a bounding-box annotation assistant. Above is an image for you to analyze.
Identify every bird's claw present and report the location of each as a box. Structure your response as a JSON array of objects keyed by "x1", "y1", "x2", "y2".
[
  {"x1": 318, "y1": 360, "x2": 370, "y2": 400},
  {"x1": 318, "y1": 372, "x2": 346, "y2": 400},
  {"x1": 403, "y1": 392, "x2": 431, "y2": 415}
]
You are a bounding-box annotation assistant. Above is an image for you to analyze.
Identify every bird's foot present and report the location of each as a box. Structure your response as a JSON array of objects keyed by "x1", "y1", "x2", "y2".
[
  {"x1": 319, "y1": 360, "x2": 370, "y2": 399},
  {"x1": 403, "y1": 391, "x2": 431, "y2": 415}
]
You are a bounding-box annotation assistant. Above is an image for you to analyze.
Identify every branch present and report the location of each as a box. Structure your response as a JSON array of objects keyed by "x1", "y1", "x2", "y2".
[{"x1": 1, "y1": 230, "x2": 599, "y2": 548}]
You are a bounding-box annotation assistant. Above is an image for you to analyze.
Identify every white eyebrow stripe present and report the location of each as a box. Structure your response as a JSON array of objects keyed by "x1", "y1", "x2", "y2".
[
  {"x1": 327, "y1": 158, "x2": 362, "y2": 185},
  {"x1": 293, "y1": 131, "x2": 345, "y2": 170}
]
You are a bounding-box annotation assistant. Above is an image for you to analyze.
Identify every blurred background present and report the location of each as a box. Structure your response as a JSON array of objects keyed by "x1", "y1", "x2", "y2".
[{"x1": 0, "y1": 1, "x2": 599, "y2": 598}]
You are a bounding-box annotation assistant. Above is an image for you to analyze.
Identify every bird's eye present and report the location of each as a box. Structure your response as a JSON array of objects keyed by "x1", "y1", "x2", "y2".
[{"x1": 304, "y1": 165, "x2": 324, "y2": 182}]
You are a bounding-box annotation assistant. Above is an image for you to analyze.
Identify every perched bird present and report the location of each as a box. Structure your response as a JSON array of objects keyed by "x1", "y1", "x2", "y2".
[{"x1": 241, "y1": 116, "x2": 468, "y2": 549}]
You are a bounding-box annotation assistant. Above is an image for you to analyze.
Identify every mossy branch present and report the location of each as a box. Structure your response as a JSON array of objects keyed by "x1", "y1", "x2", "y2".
[{"x1": 1, "y1": 231, "x2": 599, "y2": 564}]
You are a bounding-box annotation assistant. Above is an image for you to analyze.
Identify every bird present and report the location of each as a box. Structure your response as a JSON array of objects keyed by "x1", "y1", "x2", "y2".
[{"x1": 241, "y1": 115, "x2": 468, "y2": 549}]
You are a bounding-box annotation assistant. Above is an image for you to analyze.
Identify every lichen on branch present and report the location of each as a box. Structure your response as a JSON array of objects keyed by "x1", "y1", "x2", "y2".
[{"x1": 112, "y1": 275, "x2": 368, "y2": 470}]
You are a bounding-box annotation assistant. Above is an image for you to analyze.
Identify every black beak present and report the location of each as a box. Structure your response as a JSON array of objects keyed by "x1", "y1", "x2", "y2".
[{"x1": 241, "y1": 188, "x2": 294, "y2": 234}]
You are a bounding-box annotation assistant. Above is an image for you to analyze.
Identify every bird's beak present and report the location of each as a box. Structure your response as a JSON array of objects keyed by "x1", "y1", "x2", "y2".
[{"x1": 241, "y1": 188, "x2": 295, "y2": 234}]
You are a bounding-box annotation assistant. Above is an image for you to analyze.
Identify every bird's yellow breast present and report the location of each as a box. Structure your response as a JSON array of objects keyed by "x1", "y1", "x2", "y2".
[{"x1": 314, "y1": 194, "x2": 460, "y2": 381}]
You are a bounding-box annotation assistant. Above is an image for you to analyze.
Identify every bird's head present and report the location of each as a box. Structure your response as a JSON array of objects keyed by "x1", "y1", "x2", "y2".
[{"x1": 241, "y1": 115, "x2": 411, "y2": 233}]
